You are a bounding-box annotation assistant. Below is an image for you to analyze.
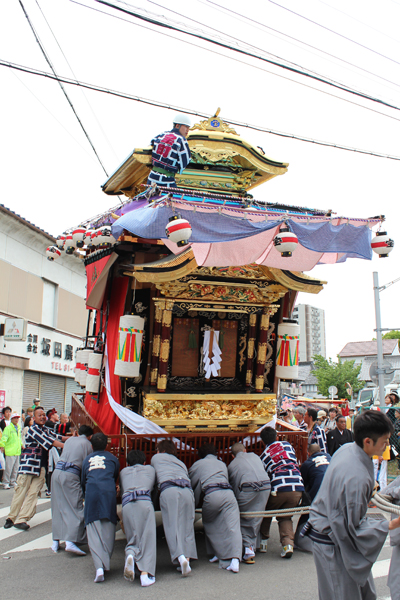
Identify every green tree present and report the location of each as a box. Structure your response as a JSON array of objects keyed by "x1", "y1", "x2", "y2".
[{"x1": 311, "y1": 355, "x2": 365, "y2": 399}]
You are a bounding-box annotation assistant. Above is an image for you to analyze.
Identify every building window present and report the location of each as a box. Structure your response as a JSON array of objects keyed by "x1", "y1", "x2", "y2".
[{"x1": 42, "y1": 280, "x2": 58, "y2": 328}]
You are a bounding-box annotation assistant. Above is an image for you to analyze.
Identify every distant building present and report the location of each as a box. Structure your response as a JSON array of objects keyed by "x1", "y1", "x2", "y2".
[
  {"x1": 298, "y1": 361, "x2": 319, "y2": 398},
  {"x1": 339, "y1": 340, "x2": 400, "y2": 385},
  {"x1": 292, "y1": 304, "x2": 326, "y2": 362},
  {"x1": 0, "y1": 205, "x2": 87, "y2": 415}
]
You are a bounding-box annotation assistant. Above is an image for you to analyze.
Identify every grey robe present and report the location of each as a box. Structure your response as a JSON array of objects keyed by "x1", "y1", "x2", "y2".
[
  {"x1": 381, "y1": 476, "x2": 400, "y2": 598},
  {"x1": 51, "y1": 435, "x2": 92, "y2": 543},
  {"x1": 228, "y1": 452, "x2": 271, "y2": 548},
  {"x1": 189, "y1": 455, "x2": 242, "y2": 563},
  {"x1": 87, "y1": 519, "x2": 115, "y2": 571},
  {"x1": 308, "y1": 443, "x2": 389, "y2": 600},
  {"x1": 151, "y1": 453, "x2": 197, "y2": 563},
  {"x1": 120, "y1": 464, "x2": 157, "y2": 575}
]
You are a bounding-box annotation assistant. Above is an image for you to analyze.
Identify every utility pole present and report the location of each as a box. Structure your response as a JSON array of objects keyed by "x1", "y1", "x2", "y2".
[{"x1": 373, "y1": 272, "x2": 386, "y2": 408}]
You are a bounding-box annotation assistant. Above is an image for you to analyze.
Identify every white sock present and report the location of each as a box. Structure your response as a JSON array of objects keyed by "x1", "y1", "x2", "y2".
[
  {"x1": 94, "y1": 568, "x2": 104, "y2": 583},
  {"x1": 178, "y1": 555, "x2": 191, "y2": 576},
  {"x1": 51, "y1": 540, "x2": 59, "y2": 553},
  {"x1": 244, "y1": 546, "x2": 255, "y2": 556},
  {"x1": 124, "y1": 555, "x2": 135, "y2": 581},
  {"x1": 65, "y1": 541, "x2": 86, "y2": 555},
  {"x1": 140, "y1": 574, "x2": 156, "y2": 587},
  {"x1": 227, "y1": 558, "x2": 239, "y2": 573},
  {"x1": 209, "y1": 555, "x2": 218, "y2": 563}
]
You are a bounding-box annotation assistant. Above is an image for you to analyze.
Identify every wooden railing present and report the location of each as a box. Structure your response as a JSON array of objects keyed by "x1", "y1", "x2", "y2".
[
  {"x1": 71, "y1": 394, "x2": 102, "y2": 433},
  {"x1": 71, "y1": 395, "x2": 308, "y2": 471}
]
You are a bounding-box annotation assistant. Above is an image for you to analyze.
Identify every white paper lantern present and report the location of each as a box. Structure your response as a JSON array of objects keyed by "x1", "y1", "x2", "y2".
[
  {"x1": 273, "y1": 225, "x2": 298, "y2": 257},
  {"x1": 46, "y1": 246, "x2": 61, "y2": 261},
  {"x1": 72, "y1": 227, "x2": 87, "y2": 248},
  {"x1": 65, "y1": 233, "x2": 75, "y2": 255},
  {"x1": 91, "y1": 230, "x2": 101, "y2": 247},
  {"x1": 97, "y1": 226, "x2": 116, "y2": 246},
  {"x1": 165, "y1": 215, "x2": 192, "y2": 247},
  {"x1": 84, "y1": 229, "x2": 94, "y2": 248},
  {"x1": 371, "y1": 231, "x2": 394, "y2": 258},
  {"x1": 56, "y1": 235, "x2": 66, "y2": 250},
  {"x1": 79, "y1": 349, "x2": 93, "y2": 388},
  {"x1": 75, "y1": 349, "x2": 83, "y2": 384},
  {"x1": 275, "y1": 320, "x2": 300, "y2": 380},
  {"x1": 114, "y1": 315, "x2": 144, "y2": 378},
  {"x1": 86, "y1": 352, "x2": 103, "y2": 394}
]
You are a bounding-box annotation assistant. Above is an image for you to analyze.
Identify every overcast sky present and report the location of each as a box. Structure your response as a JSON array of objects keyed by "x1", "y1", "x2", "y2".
[{"x1": 1, "y1": 0, "x2": 400, "y2": 360}]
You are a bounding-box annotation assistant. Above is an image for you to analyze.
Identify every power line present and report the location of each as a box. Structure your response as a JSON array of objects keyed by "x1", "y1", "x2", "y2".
[
  {"x1": 18, "y1": 0, "x2": 110, "y2": 179},
  {"x1": 34, "y1": 0, "x2": 120, "y2": 162},
  {"x1": 93, "y1": 0, "x2": 400, "y2": 113},
  {"x1": 199, "y1": 0, "x2": 400, "y2": 95},
  {"x1": 2, "y1": 58, "x2": 400, "y2": 162},
  {"x1": 266, "y1": 0, "x2": 400, "y2": 67},
  {"x1": 72, "y1": 0, "x2": 400, "y2": 124}
]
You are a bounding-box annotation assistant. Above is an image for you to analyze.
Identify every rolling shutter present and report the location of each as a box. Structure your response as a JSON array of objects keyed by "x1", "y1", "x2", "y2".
[
  {"x1": 39, "y1": 373, "x2": 66, "y2": 414},
  {"x1": 65, "y1": 378, "x2": 82, "y2": 415},
  {"x1": 22, "y1": 371, "x2": 40, "y2": 409}
]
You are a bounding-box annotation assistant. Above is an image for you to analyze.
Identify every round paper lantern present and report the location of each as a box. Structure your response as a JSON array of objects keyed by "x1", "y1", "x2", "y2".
[
  {"x1": 371, "y1": 231, "x2": 394, "y2": 258},
  {"x1": 275, "y1": 320, "x2": 300, "y2": 380},
  {"x1": 79, "y1": 349, "x2": 93, "y2": 388},
  {"x1": 90, "y1": 230, "x2": 101, "y2": 247},
  {"x1": 273, "y1": 225, "x2": 298, "y2": 257},
  {"x1": 46, "y1": 246, "x2": 61, "y2": 261},
  {"x1": 84, "y1": 229, "x2": 94, "y2": 248},
  {"x1": 86, "y1": 352, "x2": 103, "y2": 394},
  {"x1": 97, "y1": 226, "x2": 116, "y2": 246},
  {"x1": 65, "y1": 233, "x2": 75, "y2": 255},
  {"x1": 56, "y1": 235, "x2": 66, "y2": 250},
  {"x1": 114, "y1": 315, "x2": 144, "y2": 378},
  {"x1": 165, "y1": 215, "x2": 192, "y2": 247},
  {"x1": 75, "y1": 349, "x2": 83, "y2": 384},
  {"x1": 72, "y1": 227, "x2": 87, "y2": 248}
]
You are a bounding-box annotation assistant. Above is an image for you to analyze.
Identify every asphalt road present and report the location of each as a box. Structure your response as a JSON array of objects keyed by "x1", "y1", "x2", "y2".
[{"x1": 0, "y1": 488, "x2": 394, "y2": 600}]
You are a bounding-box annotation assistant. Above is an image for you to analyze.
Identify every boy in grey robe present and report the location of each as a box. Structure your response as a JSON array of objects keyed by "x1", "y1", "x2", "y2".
[
  {"x1": 51, "y1": 425, "x2": 93, "y2": 554},
  {"x1": 120, "y1": 449, "x2": 156, "y2": 587},
  {"x1": 189, "y1": 443, "x2": 242, "y2": 573},
  {"x1": 380, "y1": 476, "x2": 400, "y2": 599},
  {"x1": 228, "y1": 443, "x2": 270, "y2": 563},
  {"x1": 151, "y1": 440, "x2": 197, "y2": 576},
  {"x1": 305, "y1": 410, "x2": 400, "y2": 600}
]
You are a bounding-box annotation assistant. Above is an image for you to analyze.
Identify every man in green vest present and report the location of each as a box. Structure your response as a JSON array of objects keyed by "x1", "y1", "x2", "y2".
[{"x1": 0, "y1": 413, "x2": 22, "y2": 489}]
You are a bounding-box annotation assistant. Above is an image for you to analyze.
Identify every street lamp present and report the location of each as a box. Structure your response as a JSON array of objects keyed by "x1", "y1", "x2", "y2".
[{"x1": 373, "y1": 272, "x2": 400, "y2": 408}]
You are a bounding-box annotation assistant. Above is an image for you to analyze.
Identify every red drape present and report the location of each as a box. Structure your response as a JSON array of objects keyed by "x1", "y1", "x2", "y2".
[{"x1": 84, "y1": 276, "x2": 129, "y2": 434}]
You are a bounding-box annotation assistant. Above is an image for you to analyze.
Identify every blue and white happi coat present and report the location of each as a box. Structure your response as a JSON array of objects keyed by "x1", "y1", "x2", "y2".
[
  {"x1": 18, "y1": 423, "x2": 61, "y2": 476},
  {"x1": 308, "y1": 423, "x2": 327, "y2": 453},
  {"x1": 260, "y1": 440, "x2": 304, "y2": 494},
  {"x1": 147, "y1": 128, "x2": 191, "y2": 188}
]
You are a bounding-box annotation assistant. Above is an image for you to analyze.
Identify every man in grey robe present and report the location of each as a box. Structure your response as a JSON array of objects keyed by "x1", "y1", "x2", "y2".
[
  {"x1": 120, "y1": 449, "x2": 156, "y2": 587},
  {"x1": 304, "y1": 410, "x2": 400, "y2": 600},
  {"x1": 51, "y1": 425, "x2": 93, "y2": 554},
  {"x1": 227, "y1": 443, "x2": 270, "y2": 563},
  {"x1": 151, "y1": 440, "x2": 197, "y2": 576},
  {"x1": 189, "y1": 443, "x2": 242, "y2": 573},
  {"x1": 380, "y1": 476, "x2": 400, "y2": 599}
]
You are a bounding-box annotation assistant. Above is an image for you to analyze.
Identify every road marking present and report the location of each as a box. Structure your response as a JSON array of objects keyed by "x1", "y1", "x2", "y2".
[
  {"x1": 0, "y1": 498, "x2": 49, "y2": 520},
  {"x1": 0, "y1": 509, "x2": 51, "y2": 541},
  {"x1": 5, "y1": 532, "x2": 53, "y2": 553},
  {"x1": 372, "y1": 558, "x2": 391, "y2": 579}
]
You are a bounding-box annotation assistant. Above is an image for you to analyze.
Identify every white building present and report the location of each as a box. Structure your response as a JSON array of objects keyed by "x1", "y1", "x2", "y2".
[
  {"x1": 0, "y1": 205, "x2": 87, "y2": 416},
  {"x1": 292, "y1": 304, "x2": 326, "y2": 362}
]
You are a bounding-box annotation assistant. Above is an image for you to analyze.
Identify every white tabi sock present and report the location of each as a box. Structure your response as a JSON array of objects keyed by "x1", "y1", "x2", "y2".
[
  {"x1": 244, "y1": 546, "x2": 255, "y2": 559},
  {"x1": 140, "y1": 574, "x2": 156, "y2": 587},
  {"x1": 227, "y1": 558, "x2": 240, "y2": 573},
  {"x1": 209, "y1": 556, "x2": 218, "y2": 563},
  {"x1": 124, "y1": 555, "x2": 135, "y2": 582},
  {"x1": 94, "y1": 568, "x2": 104, "y2": 583},
  {"x1": 51, "y1": 541, "x2": 59, "y2": 553},
  {"x1": 178, "y1": 555, "x2": 191, "y2": 577},
  {"x1": 65, "y1": 541, "x2": 86, "y2": 555}
]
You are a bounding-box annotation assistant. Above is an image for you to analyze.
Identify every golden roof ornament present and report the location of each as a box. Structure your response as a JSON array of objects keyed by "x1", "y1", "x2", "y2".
[{"x1": 191, "y1": 108, "x2": 238, "y2": 135}]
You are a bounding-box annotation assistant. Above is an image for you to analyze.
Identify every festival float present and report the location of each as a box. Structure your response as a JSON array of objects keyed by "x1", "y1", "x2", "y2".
[{"x1": 46, "y1": 110, "x2": 392, "y2": 465}]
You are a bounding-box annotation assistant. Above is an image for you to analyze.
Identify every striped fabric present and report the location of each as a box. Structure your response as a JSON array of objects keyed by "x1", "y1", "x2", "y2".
[
  {"x1": 260, "y1": 440, "x2": 304, "y2": 493},
  {"x1": 308, "y1": 424, "x2": 327, "y2": 453},
  {"x1": 147, "y1": 128, "x2": 191, "y2": 188},
  {"x1": 18, "y1": 423, "x2": 61, "y2": 476}
]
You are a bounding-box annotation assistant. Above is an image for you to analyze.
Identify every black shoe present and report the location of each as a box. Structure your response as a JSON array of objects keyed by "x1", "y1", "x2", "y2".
[
  {"x1": 4, "y1": 518, "x2": 13, "y2": 529},
  {"x1": 14, "y1": 522, "x2": 30, "y2": 530}
]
